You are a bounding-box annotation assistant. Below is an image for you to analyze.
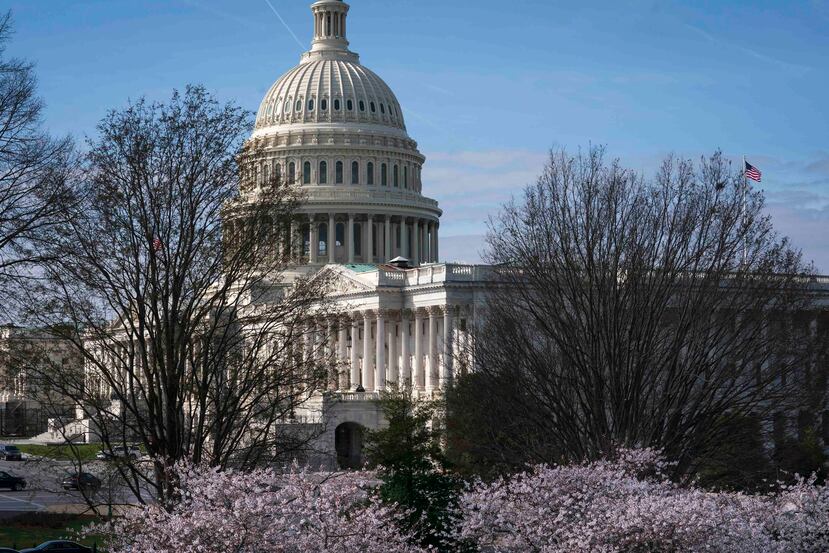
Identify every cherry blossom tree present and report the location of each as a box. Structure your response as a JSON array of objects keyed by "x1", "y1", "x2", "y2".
[
  {"x1": 455, "y1": 448, "x2": 829, "y2": 553},
  {"x1": 88, "y1": 463, "x2": 428, "y2": 553}
]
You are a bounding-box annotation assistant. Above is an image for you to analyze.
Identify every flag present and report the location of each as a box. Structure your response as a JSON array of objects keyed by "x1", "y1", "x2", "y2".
[
  {"x1": 152, "y1": 237, "x2": 163, "y2": 253},
  {"x1": 744, "y1": 161, "x2": 762, "y2": 182}
]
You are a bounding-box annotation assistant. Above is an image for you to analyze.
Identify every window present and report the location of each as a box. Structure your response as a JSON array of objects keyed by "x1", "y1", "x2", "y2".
[
  {"x1": 367, "y1": 162, "x2": 374, "y2": 185},
  {"x1": 370, "y1": 101, "x2": 376, "y2": 113},
  {"x1": 347, "y1": 99, "x2": 353, "y2": 111},
  {"x1": 284, "y1": 100, "x2": 290, "y2": 113},
  {"x1": 321, "y1": 98, "x2": 328, "y2": 111},
  {"x1": 335, "y1": 161, "x2": 344, "y2": 184},
  {"x1": 335, "y1": 223, "x2": 345, "y2": 246},
  {"x1": 296, "y1": 100, "x2": 302, "y2": 112},
  {"x1": 319, "y1": 161, "x2": 328, "y2": 184},
  {"x1": 359, "y1": 100, "x2": 365, "y2": 112},
  {"x1": 351, "y1": 161, "x2": 359, "y2": 184},
  {"x1": 288, "y1": 162, "x2": 296, "y2": 183},
  {"x1": 303, "y1": 161, "x2": 311, "y2": 185},
  {"x1": 276, "y1": 100, "x2": 282, "y2": 115},
  {"x1": 334, "y1": 98, "x2": 340, "y2": 111},
  {"x1": 393, "y1": 164, "x2": 399, "y2": 187},
  {"x1": 380, "y1": 103, "x2": 385, "y2": 114},
  {"x1": 275, "y1": 163, "x2": 281, "y2": 181},
  {"x1": 404, "y1": 166, "x2": 408, "y2": 188},
  {"x1": 320, "y1": 223, "x2": 328, "y2": 254},
  {"x1": 308, "y1": 98, "x2": 315, "y2": 111},
  {"x1": 381, "y1": 163, "x2": 388, "y2": 186}
]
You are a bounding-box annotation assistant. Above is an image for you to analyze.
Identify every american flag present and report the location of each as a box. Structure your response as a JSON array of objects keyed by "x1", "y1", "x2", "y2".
[
  {"x1": 744, "y1": 161, "x2": 762, "y2": 182},
  {"x1": 152, "y1": 237, "x2": 163, "y2": 253}
]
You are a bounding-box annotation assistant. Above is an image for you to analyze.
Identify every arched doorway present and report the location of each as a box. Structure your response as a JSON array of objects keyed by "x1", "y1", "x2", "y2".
[{"x1": 335, "y1": 422, "x2": 364, "y2": 469}]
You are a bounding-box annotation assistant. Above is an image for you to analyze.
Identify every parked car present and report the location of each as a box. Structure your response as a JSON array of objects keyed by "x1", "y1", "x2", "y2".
[
  {"x1": 61, "y1": 472, "x2": 100, "y2": 493},
  {"x1": 0, "y1": 548, "x2": 20, "y2": 553},
  {"x1": 0, "y1": 444, "x2": 22, "y2": 461},
  {"x1": 0, "y1": 470, "x2": 26, "y2": 491},
  {"x1": 95, "y1": 444, "x2": 141, "y2": 461},
  {"x1": 20, "y1": 541, "x2": 91, "y2": 553}
]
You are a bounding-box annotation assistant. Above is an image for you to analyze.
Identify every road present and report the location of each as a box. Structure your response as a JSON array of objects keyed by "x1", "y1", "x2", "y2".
[{"x1": 0, "y1": 459, "x2": 149, "y2": 518}]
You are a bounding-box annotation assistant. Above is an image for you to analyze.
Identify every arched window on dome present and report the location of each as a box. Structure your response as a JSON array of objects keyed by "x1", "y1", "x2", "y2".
[
  {"x1": 404, "y1": 166, "x2": 408, "y2": 189},
  {"x1": 351, "y1": 161, "x2": 359, "y2": 185},
  {"x1": 276, "y1": 100, "x2": 282, "y2": 115},
  {"x1": 288, "y1": 162, "x2": 296, "y2": 183},
  {"x1": 347, "y1": 99, "x2": 353, "y2": 111},
  {"x1": 285, "y1": 100, "x2": 291, "y2": 113},
  {"x1": 393, "y1": 165, "x2": 399, "y2": 187},
  {"x1": 263, "y1": 163, "x2": 270, "y2": 185},
  {"x1": 359, "y1": 100, "x2": 365, "y2": 112},
  {"x1": 321, "y1": 98, "x2": 328, "y2": 111},
  {"x1": 335, "y1": 161, "x2": 344, "y2": 184},
  {"x1": 367, "y1": 162, "x2": 374, "y2": 185},
  {"x1": 296, "y1": 100, "x2": 302, "y2": 112},
  {"x1": 381, "y1": 163, "x2": 388, "y2": 186},
  {"x1": 303, "y1": 161, "x2": 311, "y2": 185},
  {"x1": 319, "y1": 161, "x2": 328, "y2": 184},
  {"x1": 275, "y1": 162, "x2": 282, "y2": 183},
  {"x1": 308, "y1": 98, "x2": 315, "y2": 112},
  {"x1": 334, "y1": 98, "x2": 341, "y2": 111},
  {"x1": 370, "y1": 101, "x2": 376, "y2": 113},
  {"x1": 380, "y1": 103, "x2": 385, "y2": 115}
]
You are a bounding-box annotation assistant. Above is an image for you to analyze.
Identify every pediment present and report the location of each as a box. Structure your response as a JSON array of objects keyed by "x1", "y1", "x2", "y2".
[{"x1": 316, "y1": 265, "x2": 378, "y2": 296}]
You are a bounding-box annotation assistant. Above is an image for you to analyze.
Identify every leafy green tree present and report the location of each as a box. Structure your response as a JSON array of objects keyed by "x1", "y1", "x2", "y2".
[{"x1": 364, "y1": 386, "x2": 466, "y2": 552}]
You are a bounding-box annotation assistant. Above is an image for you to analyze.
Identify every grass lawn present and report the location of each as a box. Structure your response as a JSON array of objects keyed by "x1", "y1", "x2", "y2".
[
  {"x1": 0, "y1": 513, "x2": 103, "y2": 550},
  {"x1": 16, "y1": 444, "x2": 101, "y2": 462}
]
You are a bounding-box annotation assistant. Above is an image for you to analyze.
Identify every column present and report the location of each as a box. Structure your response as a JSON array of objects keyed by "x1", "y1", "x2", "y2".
[
  {"x1": 412, "y1": 219, "x2": 420, "y2": 266},
  {"x1": 421, "y1": 223, "x2": 427, "y2": 263},
  {"x1": 347, "y1": 213, "x2": 355, "y2": 264},
  {"x1": 290, "y1": 220, "x2": 298, "y2": 261},
  {"x1": 384, "y1": 216, "x2": 392, "y2": 262},
  {"x1": 400, "y1": 217, "x2": 409, "y2": 259},
  {"x1": 338, "y1": 317, "x2": 348, "y2": 390},
  {"x1": 328, "y1": 213, "x2": 336, "y2": 264},
  {"x1": 388, "y1": 313, "x2": 398, "y2": 386},
  {"x1": 350, "y1": 316, "x2": 360, "y2": 390},
  {"x1": 400, "y1": 310, "x2": 411, "y2": 387},
  {"x1": 367, "y1": 215, "x2": 374, "y2": 264},
  {"x1": 309, "y1": 217, "x2": 319, "y2": 264},
  {"x1": 434, "y1": 224, "x2": 440, "y2": 263},
  {"x1": 327, "y1": 318, "x2": 336, "y2": 390},
  {"x1": 362, "y1": 311, "x2": 374, "y2": 390},
  {"x1": 414, "y1": 308, "x2": 424, "y2": 390},
  {"x1": 442, "y1": 306, "x2": 454, "y2": 389},
  {"x1": 427, "y1": 307, "x2": 439, "y2": 391},
  {"x1": 375, "y1": 310, "x2": 386, "y2": 390}
]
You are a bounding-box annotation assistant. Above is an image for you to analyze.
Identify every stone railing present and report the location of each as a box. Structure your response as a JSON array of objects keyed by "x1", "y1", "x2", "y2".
[
  {"x1": 304, "y1": 187, "x2": 440, "y2": 209},
  {"x1": 376, "y1": 264, "x2": 495, "y2": 287},
  {"x1": 337, "y1": 391, "x2": 381, "y2": 402}
]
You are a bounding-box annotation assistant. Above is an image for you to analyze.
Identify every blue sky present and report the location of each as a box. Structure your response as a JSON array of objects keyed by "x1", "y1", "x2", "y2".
[{"x1": 6, "y1": 0, "x2": 829, "y2": 269}]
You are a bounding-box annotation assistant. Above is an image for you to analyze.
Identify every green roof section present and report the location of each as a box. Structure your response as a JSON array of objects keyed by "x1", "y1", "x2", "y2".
[{"x1": 343, "y1": 264, "x2": 379, "y2": 273}]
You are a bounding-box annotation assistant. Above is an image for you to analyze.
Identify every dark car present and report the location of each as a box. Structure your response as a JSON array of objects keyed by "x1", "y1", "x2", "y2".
[
  {"x1": 20, "y1": 541, "x2": 91, "y2": 553},
  {"x1": 0, "y1": 444, "x2": 22, "y2": 461},
  {"x1": 0, "y1": 470, "x2": 26, "y2": 491},
  {"x1": 0, "y1": 547, "x2": 20, "y2": 552},
  {"x1": 61, "y1": 472, "x2": 100, "y2": 492}
]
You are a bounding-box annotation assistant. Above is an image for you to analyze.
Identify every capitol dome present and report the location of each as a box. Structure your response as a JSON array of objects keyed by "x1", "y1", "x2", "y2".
[
  {"x1": 237, "y1": 0, "x2": 442, "y2": 269},
  {"x1": 255, "y1": 58, "x2": 407, "y2": 135}
]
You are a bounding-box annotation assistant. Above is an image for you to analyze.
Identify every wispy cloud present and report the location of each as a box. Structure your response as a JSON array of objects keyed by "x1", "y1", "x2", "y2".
[
  {"x1": 684, "y1": 24, "x2": 812, "y2": 75},
  {"x1": 262, "y1": 0, "x2": 305, "y2": 51}
]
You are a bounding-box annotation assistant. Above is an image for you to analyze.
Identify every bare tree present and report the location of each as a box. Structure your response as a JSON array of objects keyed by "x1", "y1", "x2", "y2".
[
  {"x1": 449, "y1": 147, "x2": 816, "y2": 478},
  {"x1": 24, "y1": 86, "x2": 332, "y2": 504},
  {"x1": 0, "y1": 12, "x2": 74, "y2": 321}
]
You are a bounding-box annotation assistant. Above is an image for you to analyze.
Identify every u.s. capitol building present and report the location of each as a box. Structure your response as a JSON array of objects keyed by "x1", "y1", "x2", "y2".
[{"x1": 232, "y1": 0, "x2": 494, "y2": 468}]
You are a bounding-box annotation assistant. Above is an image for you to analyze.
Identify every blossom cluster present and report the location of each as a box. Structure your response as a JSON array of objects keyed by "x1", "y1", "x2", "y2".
[
  {"x1": 89, "y1": 463, "x2": 428, "y2": 553},
  {"x1": 90, "y1": 450, "x2": 829, "y2": 553},
  {"x1": 455, "y1": 448, "x2": 829, "y2": 553}
]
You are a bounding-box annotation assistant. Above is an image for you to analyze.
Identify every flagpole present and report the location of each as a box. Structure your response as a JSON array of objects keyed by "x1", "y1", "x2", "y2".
[{"x1": 742, "y1": 155, "x2": 748, "y2": 267}]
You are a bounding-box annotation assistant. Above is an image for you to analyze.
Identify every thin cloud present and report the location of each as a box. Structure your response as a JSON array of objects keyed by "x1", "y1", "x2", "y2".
[{"x1": 684, "y1": 24, "x2": 812, "y2": 75}]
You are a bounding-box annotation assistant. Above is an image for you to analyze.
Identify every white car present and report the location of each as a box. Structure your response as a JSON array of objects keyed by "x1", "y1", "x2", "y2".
[{"x1": 96, "y1": 445, "x2": 142, "y2": 460}]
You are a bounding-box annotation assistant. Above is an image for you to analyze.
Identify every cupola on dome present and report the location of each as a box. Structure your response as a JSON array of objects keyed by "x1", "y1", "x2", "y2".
[{"x1": 254, "y1": 0, "x2": 406, "y2": 135}]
